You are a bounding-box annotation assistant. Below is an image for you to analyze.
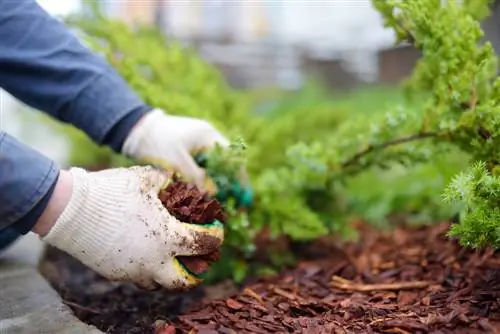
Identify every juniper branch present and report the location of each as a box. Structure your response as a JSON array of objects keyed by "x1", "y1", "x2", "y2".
[{"x1": 341, "y1": 131, "x2": 440, "y2": 168}]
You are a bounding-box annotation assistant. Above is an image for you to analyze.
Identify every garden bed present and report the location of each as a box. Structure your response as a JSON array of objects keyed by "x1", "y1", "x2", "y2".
[{"x1": 39, "y1": 221, "x2": 500, "y2": 333}]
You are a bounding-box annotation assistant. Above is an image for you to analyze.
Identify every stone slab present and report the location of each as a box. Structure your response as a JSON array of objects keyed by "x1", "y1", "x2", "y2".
[{"x1": 0, "y1": 245, "x2": 103, "y2": 333}]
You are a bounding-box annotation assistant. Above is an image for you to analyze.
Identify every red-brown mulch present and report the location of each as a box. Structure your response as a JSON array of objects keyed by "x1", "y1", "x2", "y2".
[
  {"x1": 40, "y1": 221, "x2": 500, "y2": 334},
  {"x1": 158, "y1": 180, "x2": 228, "y2": 276}
]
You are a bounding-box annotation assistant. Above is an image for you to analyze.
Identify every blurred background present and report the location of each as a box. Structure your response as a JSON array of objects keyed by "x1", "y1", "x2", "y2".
[
  {"x1": 0, "y1": 0, "x2": 417, "y2": 165},
  {"x1": 4, "y1": 1, "x2": 500, "y2": 159}
]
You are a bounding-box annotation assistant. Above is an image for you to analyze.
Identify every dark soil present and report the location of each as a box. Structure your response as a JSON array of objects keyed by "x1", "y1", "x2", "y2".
[
  {"x1": 40, "y1": 246, "x2": 204, "y2": 333},
  {"x1": 40, "y1": 222, "x2": 500, "y2": 334}
]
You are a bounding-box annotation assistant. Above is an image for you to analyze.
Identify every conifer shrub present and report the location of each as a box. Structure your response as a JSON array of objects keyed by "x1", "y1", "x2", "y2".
[
  {"x1": 373, "y1": 0, "x2": 500, "y2": 250},
  {"x1": 42, "y1": 0, "x2": 500, "y2": 282}
]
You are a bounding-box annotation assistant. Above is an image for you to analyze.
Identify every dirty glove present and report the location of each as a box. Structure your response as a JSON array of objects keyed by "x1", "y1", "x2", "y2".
[
  {"x1": 41, "y1": 166, "x2": 224, "y2": 291},
  {"x1": 122, "y1": 108, "x2": 229, "y2": 195}
]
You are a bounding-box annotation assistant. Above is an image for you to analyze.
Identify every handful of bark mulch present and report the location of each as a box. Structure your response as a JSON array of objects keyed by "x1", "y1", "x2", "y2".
[{"x1": 158, "y1": 179, "x2": 228, "y2": 276}]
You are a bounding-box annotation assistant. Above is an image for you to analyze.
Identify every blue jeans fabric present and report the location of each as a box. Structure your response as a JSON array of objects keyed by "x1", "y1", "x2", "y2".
[{"x1": 0, "y1": 229, "x2": 21, "y2": 252}]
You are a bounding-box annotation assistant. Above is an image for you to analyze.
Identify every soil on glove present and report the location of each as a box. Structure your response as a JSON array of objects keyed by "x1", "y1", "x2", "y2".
[{"x1": 40, "y1": 221, "x2": 500, "y2": 334}]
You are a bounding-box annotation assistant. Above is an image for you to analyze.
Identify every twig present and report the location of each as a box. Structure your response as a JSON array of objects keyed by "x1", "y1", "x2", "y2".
[
  {"x1": 243, "y1": 287, "x2": 265, "y2": 304},
  {"x1": 341, "y1": 132, "x2": 438, "y2": 168},
  {"x1": 331, "y1": 276, "x2": 430, "y2": 292},
  {"x1": 271, "y1": 286, "x2": 305, "y2": 303},
  {"x1": 385, "y1": 328, "x2": 412, "y2": 334},
  {"x1": 64, "y1": 300, "x2": 102, "y2": 314}
]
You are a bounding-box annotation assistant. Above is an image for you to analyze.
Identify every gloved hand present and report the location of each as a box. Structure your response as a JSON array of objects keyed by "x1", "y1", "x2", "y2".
[
  {"x1": 122, "y1": 108, "x2": 230, "y2": 195},
  {"x1": 41, "y1": 166, "x2": 224, "y2": 291}
]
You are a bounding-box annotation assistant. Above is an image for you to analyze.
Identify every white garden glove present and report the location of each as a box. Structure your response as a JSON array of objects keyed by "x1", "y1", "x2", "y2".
[
  {"x1": 122, "y1": 108, "x2": 230, "y2": 195},
  {"x1": 41, "y1": 166, "x2": 224, "y2": 291}
]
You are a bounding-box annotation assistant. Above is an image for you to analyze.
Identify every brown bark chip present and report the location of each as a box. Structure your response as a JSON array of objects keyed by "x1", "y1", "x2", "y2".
[
  {"x1": 40, "y1": 222, "x2": 500, "y2": 334},
  {"x1": 158, "y1": 181, "x2": 227, "y2": 226},
  {"x1": 158, "y1": 180, "x2": 227, "y2": 276}
]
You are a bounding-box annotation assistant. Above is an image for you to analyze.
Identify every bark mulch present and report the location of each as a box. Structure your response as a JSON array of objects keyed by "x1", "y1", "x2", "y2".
[{"x1": 40, "y1": 221, "x2": 500, "y2": 334}]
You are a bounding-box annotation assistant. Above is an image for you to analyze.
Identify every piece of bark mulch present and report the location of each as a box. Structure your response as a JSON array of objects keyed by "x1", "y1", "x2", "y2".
[{"x1": 40, "y1": 221, "x2": 500, "y2": 334}]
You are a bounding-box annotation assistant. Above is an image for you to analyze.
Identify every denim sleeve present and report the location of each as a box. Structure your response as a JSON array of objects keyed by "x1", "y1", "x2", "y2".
[
  {"x1": 0, "y1": 0, "x2": 151, "y2": 150},
  {"x1": 0, "y1": 0, "x2": 153, "y2": 235},
  {"x1": 0, "y1": 131, "x2": 59, "y2": 233}
]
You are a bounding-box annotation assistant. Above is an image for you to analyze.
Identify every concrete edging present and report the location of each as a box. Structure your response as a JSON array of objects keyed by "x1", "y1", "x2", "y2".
[{"x1": 0, "y1": 235, "x2": 103, "y2": 334}]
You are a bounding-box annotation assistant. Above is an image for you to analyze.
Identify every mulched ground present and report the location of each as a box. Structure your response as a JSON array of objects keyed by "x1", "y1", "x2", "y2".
[{"x1": 40, "y1": 221, "x2": 500, "y2": 334}]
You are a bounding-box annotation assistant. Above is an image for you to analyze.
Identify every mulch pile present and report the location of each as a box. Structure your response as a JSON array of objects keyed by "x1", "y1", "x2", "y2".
[{"x1": 40, "y1": 221, "x2": 500, "y2": 334}]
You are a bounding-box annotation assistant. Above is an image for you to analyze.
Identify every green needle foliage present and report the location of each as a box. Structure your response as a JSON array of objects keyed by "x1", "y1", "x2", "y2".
[
  {"x1": 373, "y1": 0, "x2": 500, "y2": 250},
  {"x1": 443, "y1": 161, "x2": 500, "y2": 249},
  {"x1": 41, "y1": 0, "x2": 500, "y2": 282}
]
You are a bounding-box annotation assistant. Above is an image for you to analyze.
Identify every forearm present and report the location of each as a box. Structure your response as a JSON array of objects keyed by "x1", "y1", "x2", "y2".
[
  {"x1": 0, "y1": 0, "x2": 151, "y2": 151},
  {"x1": 32, "y1": 170, "x2": 72, "y2": 237},
  {"x1": 0, "y1": 131, "x2": 59, "y2": 234}
]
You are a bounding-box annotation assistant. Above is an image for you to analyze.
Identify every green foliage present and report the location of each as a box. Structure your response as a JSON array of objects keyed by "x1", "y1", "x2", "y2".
[
  {"x1": 43, "y1": 0, "x2": 500, "y2": 281},
  {"x1": 347, "y1": 148, "x2": 469, "y2": 227},
  {"x1": 368, "y1": 0, "x2": 500, "y2": 249},
  {"x1": 443, "y1": 161, "x2": 500, "y2": 249}
]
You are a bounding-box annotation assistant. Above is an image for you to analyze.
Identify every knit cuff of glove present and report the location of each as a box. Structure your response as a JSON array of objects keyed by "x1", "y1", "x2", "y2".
[
  {"x1": 122, "y1": 108, "x2": 165, "y2": 157},
  {"x1": 41, "y1": 167, "x2": 123, "y2": 263}
]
